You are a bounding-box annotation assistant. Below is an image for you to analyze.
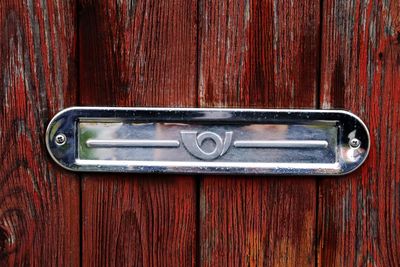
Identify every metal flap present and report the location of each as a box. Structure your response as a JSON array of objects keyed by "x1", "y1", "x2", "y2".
[{"x1": 46, "y1": 107, "x2": 370, "y2": 175}]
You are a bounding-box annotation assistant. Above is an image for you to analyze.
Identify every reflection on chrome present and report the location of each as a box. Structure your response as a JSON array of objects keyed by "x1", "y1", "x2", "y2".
[
  {"x1": 234, "y1": 140, "x2": 328, "y2": 148},
  {"x1": 86, "y1": 139, "x2": 180, "y2": 148},
  {"x1": 46, "y1": 107, "x2": 370, "y2": 175}
]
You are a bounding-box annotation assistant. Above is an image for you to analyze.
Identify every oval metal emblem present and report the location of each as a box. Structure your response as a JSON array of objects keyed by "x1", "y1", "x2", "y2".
[{"x1": 46, "y1": 107, "x2": 370, "y2": 175}]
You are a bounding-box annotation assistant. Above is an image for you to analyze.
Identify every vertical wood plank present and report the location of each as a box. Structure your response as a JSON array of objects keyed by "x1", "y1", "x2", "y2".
[
  {"x1": 198, "y1": 0, "x2": 320, "y2": 266},
  {"x1": 78, "y1": 0, "x2": 198, "y2": 266},
  {"x1": 319, "y1": 0, "x2": 400, "y2": 266},
  {"x1": 0, "y1": 0, "x2": 79, "y2": 266}
]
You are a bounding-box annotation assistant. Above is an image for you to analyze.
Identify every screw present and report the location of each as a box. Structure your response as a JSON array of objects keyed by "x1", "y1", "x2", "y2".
[
  {"x1": 55, "y1": 134, "x2": 66, "y2": 145},
  {"x1": 349, "y1": 138, "x2": 361, "y2": 148}
]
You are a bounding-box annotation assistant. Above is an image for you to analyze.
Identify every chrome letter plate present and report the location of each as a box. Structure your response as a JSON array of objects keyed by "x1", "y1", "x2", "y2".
[{"x1": 46, "y1": 107, "x2": 370, "y2": 175}]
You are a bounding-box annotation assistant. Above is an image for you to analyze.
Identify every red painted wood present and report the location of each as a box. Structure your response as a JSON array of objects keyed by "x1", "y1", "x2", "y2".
[
  {"x1": 0, "y1": 0, "x2": 79, "y2": 266},
  {"x1": 318, "y1": 1, "x2": 400, "y2": 266},
  {"x1": 198, "y1": 0, "x2": 320, "y2": 266},
  {"x1": 1, "y1": 1, "x2": 397, "y2": 265},
  {"x1": 78, "y1": 0, "x2": 198, "y2": 266}
]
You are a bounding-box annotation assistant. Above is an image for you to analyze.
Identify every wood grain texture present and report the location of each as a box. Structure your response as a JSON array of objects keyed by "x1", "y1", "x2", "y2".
[
  {"x1": 198, "y1": 0, "x2": 320, "y2": 266},
  {"x1": 78, "y1": 0, "x2": 198, "y2": 266},
  {"x1": 0, "y1": 0, "x2": 79, "y2": 266},
  {"x1": 318, "y1": 1, "x2": 400, "y2": 266},
  {"x1": 318, "y1": 0, "x2": 400, "y2": 266}
]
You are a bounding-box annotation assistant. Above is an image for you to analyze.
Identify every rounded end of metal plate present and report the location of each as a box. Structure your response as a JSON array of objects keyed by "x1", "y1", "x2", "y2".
[
  {"x1": 46, "y1": 107, "x2": 79, "y2": 171},
  {"x1": 334, "y1": 110, "x2": 370, "y2": 175}
]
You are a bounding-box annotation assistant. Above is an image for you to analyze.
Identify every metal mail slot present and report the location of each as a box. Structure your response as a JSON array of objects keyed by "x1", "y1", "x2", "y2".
[{"x1": 46, "y1": 107, "x2": 370, "y2": 175}]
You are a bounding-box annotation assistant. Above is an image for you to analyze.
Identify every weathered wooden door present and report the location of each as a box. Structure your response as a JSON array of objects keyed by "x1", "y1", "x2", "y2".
[{"x1": 1, "y1": 0, "x2": 399, "y2": 266}]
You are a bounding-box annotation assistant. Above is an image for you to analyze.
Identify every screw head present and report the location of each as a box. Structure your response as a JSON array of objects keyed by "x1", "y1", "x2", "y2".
[
  {"x1": 349, "y1": 138, "x2": 361, "y2": 148},
  {"x1": 55, "y1": 134, "x2": 66, "y2": 145}
]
